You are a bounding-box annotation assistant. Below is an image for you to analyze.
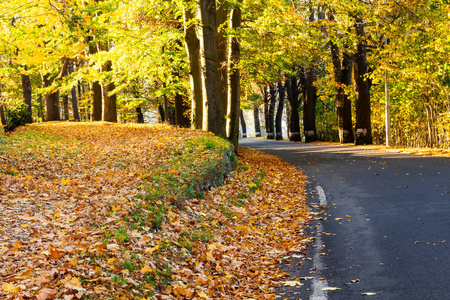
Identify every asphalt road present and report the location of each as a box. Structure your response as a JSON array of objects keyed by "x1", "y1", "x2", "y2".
[{"x1": 239, "y1": 138, "x2": 450, "y2": 300}]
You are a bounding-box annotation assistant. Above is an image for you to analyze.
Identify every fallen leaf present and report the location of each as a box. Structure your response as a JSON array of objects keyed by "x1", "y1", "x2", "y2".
[
  {"x1": 322, "y1": 287, "x2": 341, "y2": 291},
  {"x1": 2, "y1": 283, "x2": 20, "y2": 293},
  {"x1": 283, "y1": 280, "x2": 303, "y2": 287}
]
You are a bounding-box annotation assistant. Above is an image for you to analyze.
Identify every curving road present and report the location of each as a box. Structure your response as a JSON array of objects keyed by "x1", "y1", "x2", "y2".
[{"x1": 239, "y1": 138, "x2": 450, "y2": 300}]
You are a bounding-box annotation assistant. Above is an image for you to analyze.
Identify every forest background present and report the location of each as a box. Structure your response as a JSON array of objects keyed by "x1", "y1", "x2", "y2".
[{"x1": 1, "y1": 0, "x2": 450, "y2": 148}]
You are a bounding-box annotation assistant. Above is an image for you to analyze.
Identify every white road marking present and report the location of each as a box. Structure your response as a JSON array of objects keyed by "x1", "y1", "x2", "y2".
[{"x1": 310, "y1": 186, "x2": 329, "y2": 300}]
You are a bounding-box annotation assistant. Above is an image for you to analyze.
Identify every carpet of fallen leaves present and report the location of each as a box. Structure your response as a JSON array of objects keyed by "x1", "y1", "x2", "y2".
[{"x1": 0, "y1": 122, "x2": 310, "y2": 300}]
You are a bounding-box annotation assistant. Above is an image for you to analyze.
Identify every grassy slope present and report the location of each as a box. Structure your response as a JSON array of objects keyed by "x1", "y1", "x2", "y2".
[{"x1": 0, "y1": 123, "x2": 310, "y2": 299}]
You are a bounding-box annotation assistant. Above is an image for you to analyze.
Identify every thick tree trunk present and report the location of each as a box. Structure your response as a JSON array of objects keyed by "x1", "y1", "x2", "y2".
[
  {"x1": 330, "y1": 33, "x2": 354, "y2": 143},
  {"x1": 276, "y1": 82, "x2": 285, "y2": 140},
  {"x1": 42, "y1": 74, "x2": 60, "y2": 121},
  {"x1": 100, "y1": 42, "x2": 117, "y2": 123},
  {"x1": 88, "y1": 39, "x2": 102, "y2": 121},
  {"x1": 240, "y1": 110, "x2": 247, "y2": 138},
  {"x1": 175, "y1": 94, "x2": 190, "y2": 127},
  {"x1": 302, "y1": 66, "x2": 318, "y2": 143},
  {"x1": 21, "y1": 73, "x2": 32, "y2": 123},
  {"x1": 199, "y1": 0, "x2": 226, "y2": 138},
  {"x1": 254, "y1": 106, "x2": 261, "y2": 137},
  {"x1": 183, "y1": 6, "x2": 203, "y2": 129},
  {"x1": 286, "y1": 74, "x2": 301, "y2": 141},
  {"x1": 217, "y1": 4, "x2": 228, "y2": 132},
  {"x1": 136, "y1": 107, "x2": 144, "y2": 123},
  {"x1": 354, "y1": 18, "x2": 373, "y2": 145},
  {"x1": 267, "y1": 85, "x2": 276, "y2": 139},
  {"x1": 227, "y1": 5, "x2": 241, "y2": 149}
]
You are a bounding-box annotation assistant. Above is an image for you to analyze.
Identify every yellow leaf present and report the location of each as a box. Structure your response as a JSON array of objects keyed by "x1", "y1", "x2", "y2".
[
  {"x1": 2, "y1": 283, "x2": 20, "y2": 293},
  {"x1": 140, "y1": 265, "x2": 153, "y2": 274},
  {"x1": 61, "y1": 178, "x2": 71, "y2": 185},
  {"x1": 144, "y1": 244, "x2": 160, "y2": 254},
  {"x1": 21, "y1": 224, "x2": 31, "y2": 229}
]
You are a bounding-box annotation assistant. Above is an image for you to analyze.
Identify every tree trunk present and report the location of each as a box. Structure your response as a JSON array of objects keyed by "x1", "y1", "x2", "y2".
[
  {"x1": 0, "y1": 88, "x2": 6, "y2": 126},
  {"x1": 302, "y1": 65, "x2": 318, "y2": 143},
  {"x1": 199, "y1": 0, "x2": 226, "y2": 138},
  {"x1": 175, "y1": 94, "x2": 190, "y2": 127},
  {"x1": 42, "y1": 74, "x2": 60, "y2": 121},
  {"x1": 267, "y1": 85, "x2": 276, "y2": 139},
  {"x1": 136, "y1": 107, "x2": 144, "y2": 123},
  {"x1": 263, "y1": 87, "x2": 269, "y2": 138},
  {"x1": 240, "y1": 110, "x2": 247, "y2": 138},
  {"x1": 68, "y1": 63, "x2": 80, "y2": 121},
  {"x1": 0, "y1": 104, "x2": 6, "y2": 127},
  {"x1": 62, "y1": 94, "x2": 69, "y2": 120},
  {"x1": 37, "y1": 95, "x2": 45, "y2": 121},
  {"x1": 353, "y1": 18, "x2": 372, "y2": 145},
  {"x1": 88, "y1": 39, "x2": 102, "y2": 121},
  {"x1": 217, "y1": 4, "x2": 228, "y2": 133},
  {"x1": 330, "y1": 32, "x2": 354, "y2": 143},
  {"x1": 286, "y1": 74, "x2": 301, "y2": 141},
  {"x1": 276, "y1": 82, "x2": 285, "y2": 140},
  {"x1": 227, "y1": 4, "x2": 241, "y2": 149},
  {"x1": 254, "y1": 106, "x2": 261, "y2": 137},
  {"x1": 100, "y1": 42, "x2": 117, "y2": 123},
  {"x1": 158, "y1": 105, "x2": 165, "y2": 123},
  {"x1": 21, "y1": 73, "x2": 32, "y2": 123},
  {"x1": 285, "y1": 100, "x2": 290, "y2": 138},
  {"x1": 183, "y1": 6, "x2": 203, "y2": 129}
]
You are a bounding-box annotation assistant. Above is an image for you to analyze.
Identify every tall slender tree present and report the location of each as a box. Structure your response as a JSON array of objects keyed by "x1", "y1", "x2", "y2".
[
  {"x1": 198, "y1": 0, "x2": 226, "y2": 138},
  {"x1": 228, "y1": 2, "x2": 242, "y2": 148},
  {"x1": 275, "y1": 82, "x2": 285, "y2": 140},
  {"x1": 353, "y1": 18, "x2": 372, "y2": 145}
]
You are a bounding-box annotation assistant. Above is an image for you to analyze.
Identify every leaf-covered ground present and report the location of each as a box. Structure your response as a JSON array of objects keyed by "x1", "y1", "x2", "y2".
[{"x1": 0, "y1": 123, "x2": 310, "y2": 299}]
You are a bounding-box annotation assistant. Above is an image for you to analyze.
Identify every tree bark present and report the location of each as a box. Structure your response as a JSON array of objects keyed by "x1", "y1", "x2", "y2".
[
  {"x1": 301, "y1": 65, "x2": 318, "y2": 143},
  {"x1": 217, "y1": 4, "x2": 228, "y2": 132},
  {"x1": 62, "y1": 94, "x2": 69, "y2": 120},
  {"x1": 330, "y1": 30, "x2": 354, "y2": 143},
  {"x1": 88, "y1": 38, "x2": 102, "y2": 121},
  {"x1": 0, "y1": 104, "x2": 6, "y2": 127},
  {"x1": 240, "y1": 110, "x2": 247, "y2": 138},
  {"x1": 37, "y1": 94, "x2": 45, "y2": 121},
  {"x1": 199, "y1": 0, "x2": 226, "y2": 138},
  {"x1": 100, "y1": 42, "x2": 117, "y2": 123},
  {"x1": 227, "y1": 5, "x2": 241, "y2": 149},
  {"x1": 0, "y1": 88, "x2": 6, "y2": 126},
  {"x1": 158, "y1": 105, "x2": 165, "y2": 123},
  {"x1": 183, "y1": 6, "x2": 203, "y2": 129},
  {"x1": 353, "y1": 18, "x2": 373, "y2": 145},
  {"x1": 21, "y1": 73, "x2": 32, "y2": 123},
  {"x1": 136, "y1": 107, "x2": 144, "y2": 123},
  {"x1": 286, "y1": 74, "x2": 301, "y2": 141},
  {"x1": 175, "y1": 94, "x2": 190, "y2": 127},
  {"x1": 267, "y1": 85, "x2": 276, "y2": 139},
  {"x1": 254, "y1": 106, "x2": 261, "y2": 137},
  {"x1": 42, "y1": 74, "x2": 60, "y2": 121},
  {"x1": 68, "y1": 63, "x2": 80, "y2": 121},
  {"x1": 263, "y1": 86, "x2": 269, "y2": 138},
  {"x1": 276, "y1": 82, "x2": 285, "y2": 140}
]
